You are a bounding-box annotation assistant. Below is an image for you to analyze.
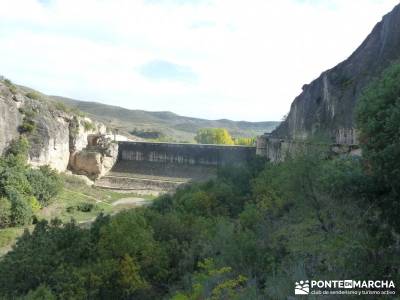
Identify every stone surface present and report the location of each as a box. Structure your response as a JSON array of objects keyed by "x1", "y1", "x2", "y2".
[
  {"x1": 0, "y1": 85, "x2": 21, "y2": 155},
  {"x1": 0, "y1": 79, "x2": 111, "y2": 173},
  {"x1": 118, "y1": 141, "x2": 256, "y2": 166},
  {"x1": 256, "y1": 133, "x2": 361, "y2": 162},
  {"x1": 69, "y1": 137, "x2": 118, "y2": 179},
  {"x1": 272, "y1": 4, "x2": 400, "y2": 144}
]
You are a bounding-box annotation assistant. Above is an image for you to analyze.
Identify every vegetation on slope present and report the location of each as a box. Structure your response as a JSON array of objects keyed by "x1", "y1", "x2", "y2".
[
  {"x1": 357, "y1": 62, "x2": 400, "y2": 232},
  {"x1": 0, "y1": 64, "x2": 400, "y2": 299},
  {"x1": 54, "y1": 96, "x2": 279, "y2": 142},
  {"x1": 0, "y1": 138, "x2": 63, "y2": 228},
  {"x1": 0, "y1": 143, "x2": 398, "y2": 299}
]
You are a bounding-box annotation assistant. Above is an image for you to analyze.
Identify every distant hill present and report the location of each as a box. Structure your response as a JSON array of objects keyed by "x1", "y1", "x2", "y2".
[{"x1": 53, "y1": 96, "x2": 279, "y2": 142}]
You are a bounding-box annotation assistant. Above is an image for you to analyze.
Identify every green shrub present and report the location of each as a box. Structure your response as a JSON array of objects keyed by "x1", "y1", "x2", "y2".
[
  {"x1": 9, "y1": 85, "x2": 17, "y2": 95},
  {"x1": 4, "y1": 79, "x2": 12, "y2": 86},
  {"x1": 0, "y1": 139, "x2": 62, "y2": 228},
  {"x1": 18, "y1": 117, "x2": 36, "y2": 134},
  {"x1": 1, "y1": 170, "x2": 33, "y2": 197},
  {"x1": 3, "y1": 78, "x2": 17, "y2": 95},
  {"x1": 357, "y1": 62, "x2": 400, "y2": 231},
  {"x1": 81, "y1": 120, "x2": 96, "y2": 132},
  {"x1": 76, "y1": 202, "x2": 94, "y2": 212},
  {"x1": 130, "y1": 129, "x2": 165, "y2": 139},
  {"x1": 23, "y1": 284, "x2": 56, "y2": 300},
  {"x1": 25, "y1": 92, "x2": 41, "y2": 100},
  {"x1": 5, "y1": 137, "x2": 30, "y2": 158},
  {"x1": 0, "y1": 197, "x2": 12, "y2": 228},
  {"x1": 8, "y1": 190, "x2": 32, "y2": 226},
  {"x1": 26, "y1": 166, "x2": 63, "y2": 206},
  {"x1": 27, "y1": 196, "x2": 41, "y2": 213},
  {"x1": 53, "y1": 101, "x2": 68, "y2": 113},
  {"x1": 66, "y1": 206, "x2": 75, "y2": 213}
]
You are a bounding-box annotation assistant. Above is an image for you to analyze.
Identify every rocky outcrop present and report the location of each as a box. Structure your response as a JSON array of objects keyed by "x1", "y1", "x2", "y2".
[
  {"x1": 272, "y1": 4, "x2": 400, "y2": 144},
  {"x1": 0, "y1": 79, "x2": 111, "y2": 172},
  {"x1": 69, "y1": 135, "x2": 118, "y2": 179},
  {"x1": 0, "y1": 83, "x2": 22, "y2": 154},
  {"x1": 256, "y1": 133, "x2": 361, "y2": 162}
]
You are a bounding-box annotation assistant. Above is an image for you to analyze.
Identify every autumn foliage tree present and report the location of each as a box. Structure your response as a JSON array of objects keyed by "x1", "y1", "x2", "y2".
[{"x1": 194, "y1": 128, "x2": 234, "y2": 145}]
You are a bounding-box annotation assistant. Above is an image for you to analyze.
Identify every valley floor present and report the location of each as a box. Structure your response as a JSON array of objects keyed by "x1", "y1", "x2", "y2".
[{"x1": 0, "y1": 173, "x2": 155, "y2": 256}]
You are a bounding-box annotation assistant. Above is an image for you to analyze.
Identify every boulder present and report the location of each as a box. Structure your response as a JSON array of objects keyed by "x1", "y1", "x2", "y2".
[{"x1": 69, "y1": 138, "x2": 118, "y2": 179}]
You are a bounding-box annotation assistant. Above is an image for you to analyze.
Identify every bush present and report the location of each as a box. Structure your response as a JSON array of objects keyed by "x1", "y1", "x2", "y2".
[
  {"x1": 0, "y1": 197, "x2": 12, "y2": 228},
  {"x1": 27, "y1": 196, "x2": 41, "y2": 213},
  {"x1": 27, "y1": 166, "x2": 63, "y2": 206},
  {"x1": 76, "y1": 202, "x2": 94, "y2": 212},
  {"x1": 18, "y1": 117, "x2": 36, "y2": 134},
  {"x1": 5, "y1": 137, "x2": 29, "y2": 158},
  {"x1": 25, "y1": 92, "x2": 41, "y2": 100},
  {"x1": 8, "y1": 190, "x2": 32, "y2": 226},
  {"x1": 0, "y1": 139, "x2": 62, "y2": 228},
  {"x1": 53, "y1": 101, "x2": 68, "y2": 113},
  {"x1": 4, "y1": 79, "x2": 12, "y2": 86},
  {"x1": 66, "y1": 206, "x2": 75, "y2": 213},
  {"x1": 130, "y1": 129, "x2": 165, "y2": 139},
  {"x1": 357, "y1": 62, "x2": 400, "y2": 231},
  {"x1": 4, "y1": 78, "x2": 17, "y2": 95},
  {"x1": 23, "y1": 285, "x2": 56, "y2": 300},
  {"x1": 81, "y1": 120, "x2": 96, "y2": 132}
]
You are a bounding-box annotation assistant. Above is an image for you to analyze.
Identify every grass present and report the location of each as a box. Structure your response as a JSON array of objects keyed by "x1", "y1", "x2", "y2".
[{"x1": 0, "y1": 173, "x2": 156, "y2": 256}]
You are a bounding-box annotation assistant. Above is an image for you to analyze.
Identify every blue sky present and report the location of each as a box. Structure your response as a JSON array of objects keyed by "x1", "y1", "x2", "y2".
[{"x1": 0, "y1": 0, "x2": 398, "y2": 121}]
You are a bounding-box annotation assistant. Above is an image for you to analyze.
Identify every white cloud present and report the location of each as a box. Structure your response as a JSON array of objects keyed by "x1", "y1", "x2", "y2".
[{"x1": 0, "y1": 0, "x2": 398, "y2": 121}]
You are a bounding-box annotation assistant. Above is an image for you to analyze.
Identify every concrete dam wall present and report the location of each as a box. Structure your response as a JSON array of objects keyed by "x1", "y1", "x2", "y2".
[
  {"x1": 95, "y1": 141, "x2": 256, "y2": 194},
  {"x1": 118, "y1": 141, "x2": 256, "y2": 166}
]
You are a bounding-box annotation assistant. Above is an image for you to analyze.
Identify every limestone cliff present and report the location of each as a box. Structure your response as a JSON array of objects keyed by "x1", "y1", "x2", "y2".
[
  {"x1": 272, "y1": 4, "x2": 400, "y2": 144},
  {"x1": 0, "y1": 79, "x2": 107, "y2": 172},
  {"x1": 0, "y1": 83, "x2": 21, "y2": 153}
]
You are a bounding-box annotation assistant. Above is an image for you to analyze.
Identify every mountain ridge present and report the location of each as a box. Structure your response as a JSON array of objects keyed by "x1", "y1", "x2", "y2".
[{"x1": 53, "y1": 96, "x2": 279, "y2": 142}]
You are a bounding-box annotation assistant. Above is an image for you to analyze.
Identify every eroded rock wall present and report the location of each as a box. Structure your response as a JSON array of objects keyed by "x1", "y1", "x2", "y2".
[
  {"x1": 0, "y1": 84, "x2": 22, "y2": 155},
  {"x1": 272, "y1": 4, "x2": 400, "y2": 144},
  {"x1": 0, "y1": 80, "x2": 109, "y2": 172}
]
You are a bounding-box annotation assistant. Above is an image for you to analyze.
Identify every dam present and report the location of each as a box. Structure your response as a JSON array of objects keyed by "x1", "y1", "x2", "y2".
[{"x1": 95, "y1": 141, "x2": 256, "y2": 193}]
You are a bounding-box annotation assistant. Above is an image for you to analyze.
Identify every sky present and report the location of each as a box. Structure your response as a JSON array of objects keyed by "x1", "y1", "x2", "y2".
[{"x1": 0, "y1": 0, "x2": 399, "y2": 121}]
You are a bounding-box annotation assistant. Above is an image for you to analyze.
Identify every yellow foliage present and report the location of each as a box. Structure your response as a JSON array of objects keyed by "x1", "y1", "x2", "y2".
[
  {"x1": 195, "y1": 128, "x2": 234, "y2": 145},
  {"x1": 234, "y1": 137, "x2": 256, "y2": 146},
  {"x1": 28, "y1": 196, "x2": 41, "y2": 213}
]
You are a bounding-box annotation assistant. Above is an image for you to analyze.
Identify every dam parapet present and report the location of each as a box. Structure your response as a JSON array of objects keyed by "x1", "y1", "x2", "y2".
[
  {"x1": 118, "y1": 141, "x2": 256, "y2": 166},
  {"x1": 95, "y1": 141, "x2": 256, "y2": 194}
]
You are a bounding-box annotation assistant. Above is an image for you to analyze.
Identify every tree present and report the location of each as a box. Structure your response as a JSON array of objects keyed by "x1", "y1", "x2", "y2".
[
  {"x1": 195, "y1": 128, "x2": 234, "y2": 145},
  {"x1": 9, "y1": 190, "x2": 32, "y2": 226},
  {"x1": 23, "y1": 285, "x2": 56, "y2": 300},
  {"x1": 357, "y1": 62, "x2": 400, "y2": 231},
  {"x1": 0, "y1": 197, "x2": 11, "y2": 228},
  {"x1": 234, "y1": 137, "x2": 255, "y2": 146},
  {"x1": 27, "y1": 166, "x2": 63, "y2": 206}
]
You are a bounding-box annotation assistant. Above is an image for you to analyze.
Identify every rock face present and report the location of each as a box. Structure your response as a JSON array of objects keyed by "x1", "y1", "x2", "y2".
[
  {"x1": 272, "y1": 4, "x2": 400, "y2": 144},
  {"x1": 0, "y1": 79, "x2": 110, "y2": 172},
  {"x1": 0, "y1": 84, "x2": 22, "y2": 153},
  {"x1": 69, "y1": 135, "x2": 119, "y2": 179}
]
